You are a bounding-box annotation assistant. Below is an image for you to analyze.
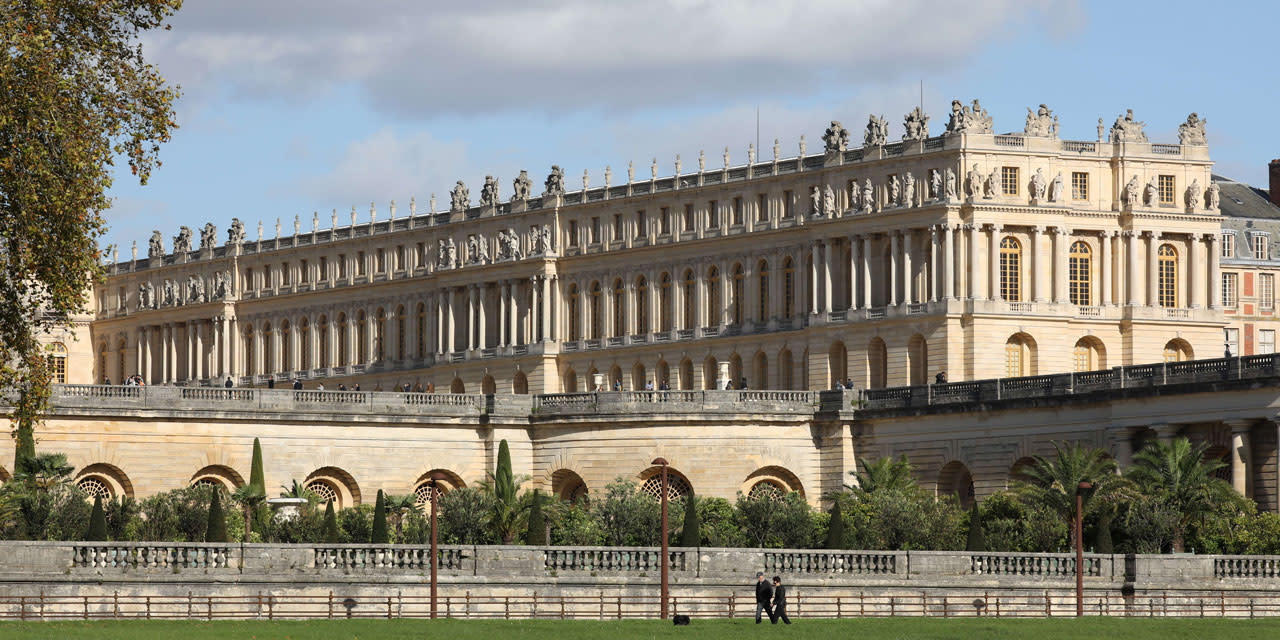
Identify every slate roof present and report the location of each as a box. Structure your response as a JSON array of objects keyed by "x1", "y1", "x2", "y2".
[{"x1": 1215, "y1": 174, "x2": 1280, "y2": 262}]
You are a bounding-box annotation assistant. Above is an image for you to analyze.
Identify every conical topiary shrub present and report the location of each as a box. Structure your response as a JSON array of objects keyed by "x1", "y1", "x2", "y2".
[
  {"x1": 526, "y1": 490, "x2": 546, "y2": 545},
  {"x1": 824, "y1": 500, "x2": 845, "y2": 550},
  {"x1": 371, "y1": 490, "x2": 389, "y2": 544},
  {"x1": 86, "y1": 494, "x2": 108, "y2": 541},
  {"x1": 1096, "y1": 511, "x2": 1114, "y2": 554},
  {"x1": 679, "y1": 494, "x2": 700, "y2": 547},
  {"x1": 206, "y1": 490, "x2": 228, "y2": 543},
  {"x1": 322, "y1": 500, "x2": 340, "y2": 543},
  {"x1": 965, "y1": 503, "x2": 985, "y2": 552}
]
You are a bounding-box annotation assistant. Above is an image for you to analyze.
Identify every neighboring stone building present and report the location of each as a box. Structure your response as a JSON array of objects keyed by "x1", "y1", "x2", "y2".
[
  {"x1": 1216, "y1": 165, "x2": 1280, "y2": 357},
  {"x1": 84, "y1": 103, "x2": 1224, "y2": 394}
]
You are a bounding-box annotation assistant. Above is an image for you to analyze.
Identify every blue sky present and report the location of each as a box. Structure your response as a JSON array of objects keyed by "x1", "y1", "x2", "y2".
[{"x1": 101, "y1": 0, "x2": 1280, "y2": 257}]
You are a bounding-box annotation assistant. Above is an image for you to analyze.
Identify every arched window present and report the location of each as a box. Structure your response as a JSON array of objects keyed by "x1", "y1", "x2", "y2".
[
  {"x1": 299, "y1": 318, "x2": 311, "y2": 370},
  {"x1": 635, "y1": 276, "x2": 648, "y2": 334},
  {"x1": 783, "y1": 257, "x2": 795, "y2": 319},
  {"x1": 416, "y1": 303, "x2": 426, "y2": 358},
  {"x1": 1069, "y1": 241, "x2": 1092, "y2": 306},
  {"x1": 337, "y1": 313, "x2": 349, "y2": 365},
  {"x1": 374, "y1": 308, "x2": 386, "y2": 361},
  {"x1": 867, "y1": 338, "x2": 887, "y2": 389},
  {"x1": 682, "y1": 270, "x2": 695, "y2": 329},
  {"x1": 779, "y1": 349, "x2": 794, "y2": 390},
  {"x1": 1158, "y1": 244, "x2": 1178, "y2": 308},
  {"x1": 659, "y1": 273, "x2": 671, "y2": 331},
  {"x1": 1163, "y1": 339, "x2": 1192, "y2": 362},
  {"x1": 707, "y1": 266, "x2": 721, "y2": 327},
  {"x1": 757, "y1": 260, "x2": 770, "y2": 321},
  {"x1": 356, "y1": 310, "x2": 367, "y2": 363},
  {"x1": 999, "y1": 237, "x2": 1021, "y2": 302},
  {"x1": 262, "y1": 323, "x2": 274, "y2": 373},
  {"x1": 568, "y1": 284, "x2": 581, "y2": 341},
  {"x1": 1005, "y1": 333, "x2": 1035, "y2": 377},
  {"x1": 731, "y1": 263, "x2": 744, "y2": 325},
  {"x1": 1073, "y1": 337, "x2": 1105, "y2": 372},
  {"x1": 279, "y1": 320, "x2": 291, "y2": 372},
  {"x1": 243, "y1": 327, "x2": 256, "y2": 375},
  {"x1": 47, "y1": 342, "x2": 68, "y2": 384},
  {"x1": 589, "y1": 281, "x2": 602, "y2": 339},
  {"x1": 612, "y1": 278, "x2": 625, "y2": 338}
]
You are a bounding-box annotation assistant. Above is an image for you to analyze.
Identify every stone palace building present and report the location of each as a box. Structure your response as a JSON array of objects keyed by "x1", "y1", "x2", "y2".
[{"x1": 14, "y1": 102, "x2": 1280, "y2": 513}]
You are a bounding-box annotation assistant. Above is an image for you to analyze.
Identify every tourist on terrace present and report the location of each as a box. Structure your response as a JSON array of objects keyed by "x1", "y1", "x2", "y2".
[
  {"x1": 936, "y1": 371, "x2": 947, "y2": 384},
  {"x1": 292, "y1": 378, "x2": 303, "y2": 390},
  {"x1": 414, "y1": 383, "x2": 424, "y2": 393},
  {"x1": 224, "y1": 376, "x2": 233, "y2": 388}
]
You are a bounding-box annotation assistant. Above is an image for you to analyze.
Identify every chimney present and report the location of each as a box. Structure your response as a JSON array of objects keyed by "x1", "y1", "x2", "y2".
[{"x1": 1270, "y1": 159, "x2": 1280, "y2": 206}]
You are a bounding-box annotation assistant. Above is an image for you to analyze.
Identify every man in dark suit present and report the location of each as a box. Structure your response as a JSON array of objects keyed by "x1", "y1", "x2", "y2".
[
  {"x1": 770, "y1": 576, "x2": 791, "y2": 624},
  {"x1": 754, "y1": 572, "x2": 773, "y2": 623}
]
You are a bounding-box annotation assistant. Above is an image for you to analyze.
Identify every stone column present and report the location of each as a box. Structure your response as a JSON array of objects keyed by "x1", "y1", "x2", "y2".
[
  {"x1": 888, "y1": 232, "x2": 899, "y2": 306},
  {"x1": 1226, "y1": 420, "x2": 1254, "y2": 498},
  {"x1": 548, "y1": 274, "x2": 559, "y2": 341},
  {"x1": 848, "y1": 236, "x2": 860, "y2": 311},
  {"x1": 1188, "y1": 233, "x2": 1200, "y2": 309},
  {"x1": 1152, "y1": 423, "x2": 1178, "y2": 444},
  {"x1": 929, "y1": 226, "x2": 940, "y2": 302},
  {"x1": 445, "y1": 289, "x2": 456, "y2": 353},
  {"x1": 228, "y1": 316, "x2": 239, "y2": 378},
  {"x1": 1126, "y1": 231, "x2": 1141, "y2": 306},
  {"x1": 988, "y1": 225, "x2": 1001, "y2": 301},
  {"x1": 822, "y1": 241, "x2": 833, "y2": 313},
  {"x1": 647, "y1": 269, "x2": 659, "y2": 334},
  {"x1": 498, "y1": 281, "x2": 508, "y2": 347},
  {"x1": 1100, "y1": 232, "x2": 1112, "y2": 306},
  {"x1": 187, "y1": 321, "x2": 198, "y2": 381},
  {"x1": 1031, "y1": 226, "x2": 1046, "y2": 302},
  {"x1": 969, "y1": 224, "x2": 982, "y2": 300},
  {"x1": 1055, "y1": 228, "x2": 1070, "y2": 304},
  {"x1": 944, "y1": 225, "x2": 956, "y2": 299},
  {"x1": 476, "y1": 284, "x2": 487, "y2": 349},
  {"x1": 209, "y1": 318, "x2": 220, "y2": 378},
  {"x1": 135, "y1": 327, "x2": 146, "y2": 380},
  {"x1": 902, "y1": 230, "x2": 914, "y2": 304},
  {"x1": 809, "y1": 244, "x2": 819, "y2": 315},
  {"x1": 861, "y1": 236, "x2": 872, "y2": 308},
  {"x1": 510, "y1": 280, "x2": 520, "y2": 345},
  {"x1": 1208, "y1": 233, "x2": 1221, "y2": 309},
  {"x1": 1146, "y1": 231, "x2": 1159, "y2": 307},
  {"x1": 436, "y1": 290, "x2": 446, "y2": 354}
]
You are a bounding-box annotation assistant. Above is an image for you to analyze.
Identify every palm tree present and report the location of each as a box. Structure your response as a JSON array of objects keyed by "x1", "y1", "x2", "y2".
[
  {"x1": 382, "y1": 494, "x2": 418, "y2": 542},
  {"x1": 1127, "y1": 437, "x2": 1232, "y2": 552},
  {"x1": 847, "y1": 455, "x2": 916, "y2": 494},
  {"x1": 279, "y1": 480, "x2": 315, "y2": 500},
  {"x1": 1013, "y1": 441, "x2": 1120, "y2": 549},
  {"x1": 16, "y1": 453, "x2": 74, "y2": 491}
]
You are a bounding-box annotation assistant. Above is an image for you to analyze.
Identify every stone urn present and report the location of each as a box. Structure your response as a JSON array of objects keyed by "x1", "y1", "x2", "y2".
[{"x1": 267, "y1": 497, "x2": 308, "y2": 522}]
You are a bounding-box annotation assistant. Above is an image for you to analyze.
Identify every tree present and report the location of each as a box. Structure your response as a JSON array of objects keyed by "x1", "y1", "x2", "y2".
[
  {"x1": 1095, "y1": 510, "x2": 1114, "y2": 554},
  {"x1": 233, "y1": 438, "x2": 267, "y2": 542},
  {"x1": 1013, "y1": 441, "x2": 1120, "y2": 549},
  {"x1": 205, "y1": 489, "x2": 227, "y2": 543},
  {"x1": 481, "y1": 439, "x2": 527, "y2": 544},
  {"x1": 370, "y1": 490, "x2": 389, "y2": 544},
  {"x1": 321, "y1": 500, "x2": 340, "y2": 543},
  {"x1": 382, "y1": 494, "x2": 417, "y2": 543},
  {"x1": 525, "y1": 490, "x2": 546, "y2": 545},
  {"x1": 1127, "y1": 437, "x2": 1233, "y2": 552},
  {"x1": 965, "y1": 503, "x2": 985, "y2": 552},
  {"x1": 2, "y1": 0, "x2": 181, "y2": 474},
  {"x1": 438, "y1": 487, "x2": 495, "y2": 545},
  {"x1": 679, "y1": 494, "x2": 701, "y2": 547},
  {"x1": 15, "y1": 453, "x2": 73, "y2": 490},
  {"x1": 86, "y1": 494, "x2": 107, "y2": 541},
  {"x1": 824, "y1": 500, "x2": 845, "y2": 549},
  {"x1": 849, "y1": 456, "x2": 916, "y2": 494}
]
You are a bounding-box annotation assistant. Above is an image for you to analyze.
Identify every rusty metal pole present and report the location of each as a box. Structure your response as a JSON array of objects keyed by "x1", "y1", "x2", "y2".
[
  {"x1": 1076, "y1": 480, "x2": 1092, "y2": 617},
  {"x1": 653, "y1": 457, "x2": 670, "y2": 620},
  {"x1": 430, "y1": 474, "x2": 444, "y2": 620}
]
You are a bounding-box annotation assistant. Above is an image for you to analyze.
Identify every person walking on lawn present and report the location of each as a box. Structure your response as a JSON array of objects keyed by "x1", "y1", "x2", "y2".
[
  {"x1": 754, "y1": 572, "x2": 774, "y2": 623},
  {"x1": 770, "y1": 576, "x2": 791, "y2": 624}
]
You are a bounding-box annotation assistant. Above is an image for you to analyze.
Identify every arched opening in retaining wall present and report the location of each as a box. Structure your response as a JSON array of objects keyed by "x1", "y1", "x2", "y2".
[
  {"x1": 937, "y1": 461, "x2": 975, "y2": 509},
  {"x1": 551, "y1": 469, "x2": 588, "y2": 503},
  {"x1": 743, "y1": 465, "x2": 805, "y2": 500},
  {"x1": 305, "y1": 466, "x2": 362, "y2": 509},
  {"x1": 74, "y1": 463, "x2": 135, "y2": 501},
  {"x1": 481, "y1": 375, "x2": 496, "y2": 395},
  {"x1": 412, "y1": 468, "x2": 465, "y2": 511},
  {"x1": 512, "y1": 371, "x2": 529, "y2": 395},
  {"x1": 190, "y1": 464, "x2": 245, "y2": 492},
  {"x1": 637, "y1": 466, "x2": 693, "y2": 501}
]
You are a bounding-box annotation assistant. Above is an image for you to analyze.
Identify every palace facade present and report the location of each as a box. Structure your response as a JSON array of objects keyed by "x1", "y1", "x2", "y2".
[{"x1": 80, "y1": 103, "x2": 1229, "y2": 395}]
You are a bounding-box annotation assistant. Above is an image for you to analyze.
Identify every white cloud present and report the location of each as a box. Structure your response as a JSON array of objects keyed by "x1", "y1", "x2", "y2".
[
  {"x1": 295, "y1": 128, "x2": 470, "y2": 208},
  {"x1": 147, "y1": 0, "x2": 1079, "y2": 117}
]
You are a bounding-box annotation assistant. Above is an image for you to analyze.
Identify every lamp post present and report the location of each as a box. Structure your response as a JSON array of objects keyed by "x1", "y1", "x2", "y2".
[
  {"x1": 652, "y1": 457, "x2": 669, "y2": 620},
  {"x1": 428, "y1": 471, "x2": 448, "y2": 620},
  {"x1": 1075, "y1": 480, "x2": 1092, "y2": 617}
]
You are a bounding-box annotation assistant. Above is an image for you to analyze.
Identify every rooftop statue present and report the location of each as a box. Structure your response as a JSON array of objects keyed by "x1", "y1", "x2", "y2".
[
  {"x1": 148, "y1": 230, "x2": 164, "y2": 259},
  {"x1": 480, "y1": 175, "x2": 499, "y2": 207},
  {"x1": 1110, "y1": 109, "x2": 1148, "y2": 143},
  {"x1": 227, "y1": 218, "x2": 245, "y2": 246},
  {"x1": 822, "y1": 120, "x2": 850, "y2": 153},
  {"x1": 1178, "y1": 112, "x2": 1207, "y2": 146},
  {"x1": 511, "y1": 170, "x2": 532, "y2": 202},
  {"x1": 1024, "y1": 104, "x2": 1058, "y2": 138},
  {"x1": 199, "y1": 222, "x2": 217, "y2": 251},
  {"x1": 544, "y1": 166, "x2": 565, "y2": 196},
  {"x1": 902, "y1": 107, "x2": 929, "y2": 141},
  {"x1": 863, "y1": 114, "x2": 889, "y2": 147},
  {"x1": 450, "y1": 180, "x2": 469, "y2": 212},
  {"x1": 173, "y1": 226, "x2": 192, "y2": 254},
  {"x1": 946, "y1": 99, "x2": 993, "y2": 134}
]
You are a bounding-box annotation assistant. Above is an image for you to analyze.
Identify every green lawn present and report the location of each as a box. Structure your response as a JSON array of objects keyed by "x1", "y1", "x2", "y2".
[{"x1": 1, "y1": 618, "x2": 1278, "y2": 639}]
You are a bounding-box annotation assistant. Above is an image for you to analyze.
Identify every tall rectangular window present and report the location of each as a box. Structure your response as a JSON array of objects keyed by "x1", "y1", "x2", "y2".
[
  {"x1": 782, "y1": 190, "x2": 794, "y2": 218},
  {"x1": 319, "y1": 256, "x2": 328, "y2": 281},
  {"x1": 568, "y1": 220, "x2": 579, "y2": 247},
  {"x1": 245, "y1": 268, "x2": 254, "y2": 291},
  {"x1": 683, "y1": 204, "x2": 693, "y2": 231},
  {"x1": 1001, "y1": 167, "x2": 1020, "y2": 196},
  {"x1": 338, "y1": 254, "x2": 347, "y2": 278},
  {"x1": 1158, "y1": 175, "x2": 1175, "y2": 205},
  {"x1": 1221, "y1": 233, "x2": 1236, "y2": 258},
  {"x1": 612, "y1": 214, "x2": 622, "y2": 241},
  {"x1": 357, "y1": 251, "x2": 367, "y2": 276},
  {"x1": 1222, "y1": 272, "x2": 1239, "y2": 308},
  {"x1": 1225, "y1": 328, "x2": 1240, "y2": 356},
  {"x1": 635, "y1": 210, "x2": 647, "y2": 238},
  {"x1": 281, "y1": 262, "x2": 291, "y2": 286},
  {"x1": 396, "y1": 245, "x2": 405, "y2": 270},
  {"x1": 707, "y1": 200, "x2": 719, "y2": 229},
  {"x1": 1262, "y1": 274, "x2": 1275, "y2": 310},
  {"x1": 660, "y1": 207, "x2": 670, "y2": 235},
  {"x1": 1253, "y1": 234, "x2": 1270, "y2": 260},
  {"x1": 301, "y1": 259, "x2": 309, "y2": 283},
  {"x1": 757, "y1": 193, "x2": 767, "y2": 221},
  {"x1": 1071, "y1": 172, "x2": 1089, "y2": 200},
  {"x1": 376, "y1": 249, "x2": 386, "y2": 273},
  {"x1": 590, "y1": 216, "x2": 600, "y2": 244},
  {"x1": 1261, "y1": 329, "x2": 1276, "y2": 354},
  {"x1": 732, "y1": 197, "x2": 743, "y2": 226}
]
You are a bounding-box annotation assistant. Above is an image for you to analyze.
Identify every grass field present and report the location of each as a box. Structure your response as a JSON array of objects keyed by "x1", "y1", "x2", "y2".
[{"x1": 1, "y1": 618, "x2": 1278, "y2": 639}]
